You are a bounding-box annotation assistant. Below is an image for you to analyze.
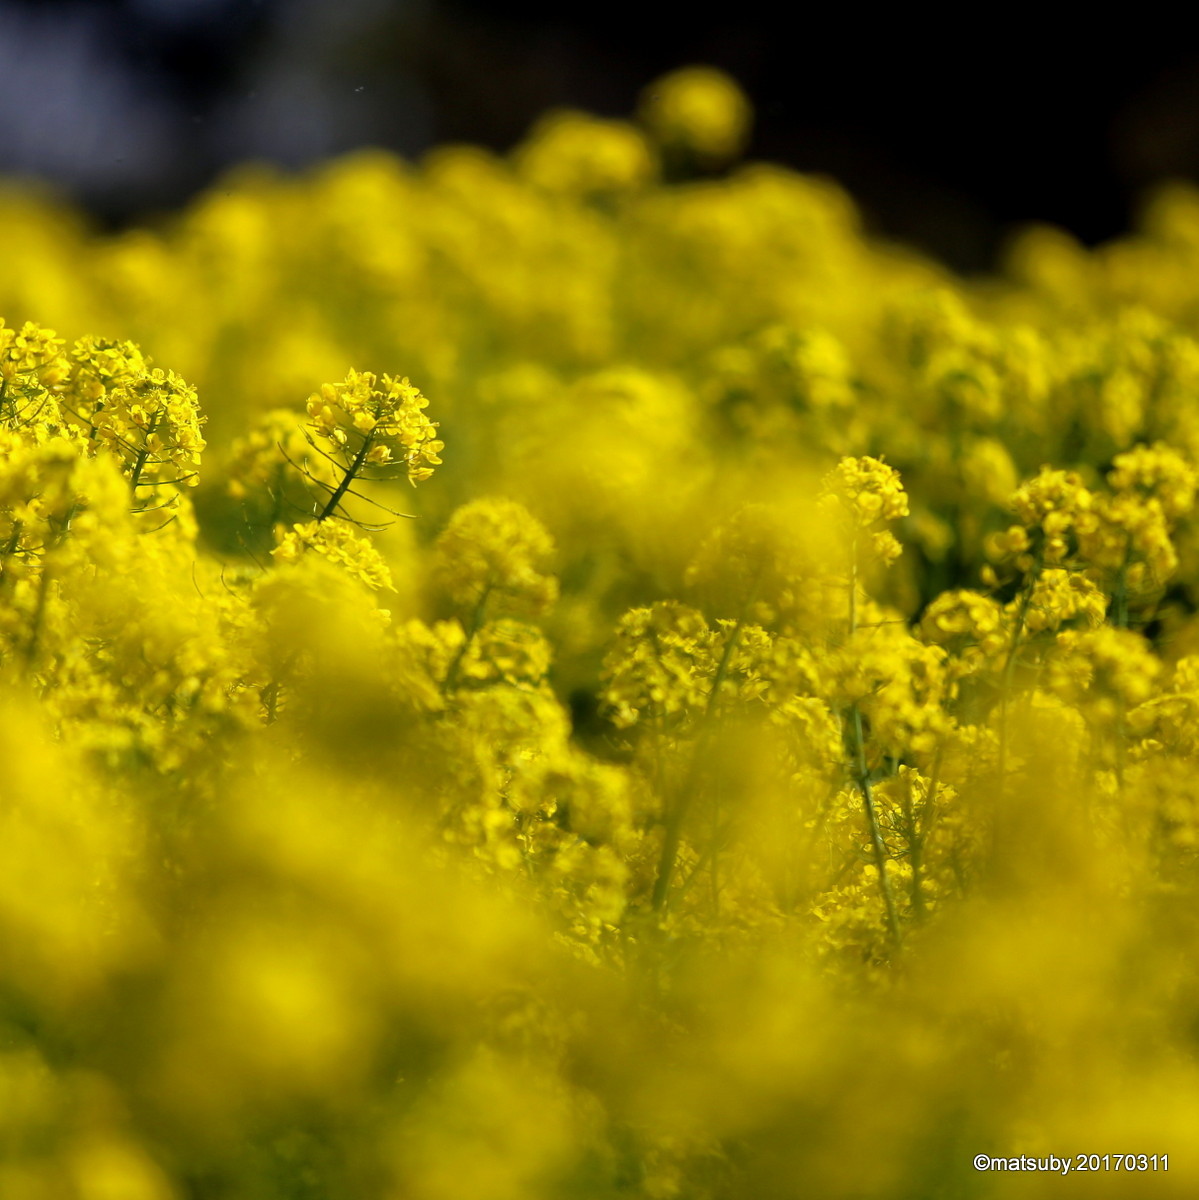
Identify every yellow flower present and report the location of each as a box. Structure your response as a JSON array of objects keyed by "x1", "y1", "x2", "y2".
[
  {"x1": 433, "y1": 498, "x2": 558, "y2": 617},
  {"x1": 514, "y1": 111, "x2": 655, "y2": 198},
  {"x1": 638, "y1": 66, "x2": 753, "y2": 166},
  {"x1": 272, "y1": 518, "x2": 394, "y2": 591},
  {"x1": 819, "y1": 455, "x2": 909, "y2": 567},
  {"x1": 306, "y1": 369, "x2": 442, "y2": 486},
  {"x1": 1008, "y1": 466, "x2": 1092, "y2": 565}
]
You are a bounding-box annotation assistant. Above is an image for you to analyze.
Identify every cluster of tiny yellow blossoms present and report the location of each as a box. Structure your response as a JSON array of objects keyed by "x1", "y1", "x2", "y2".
[
  {"x1": 638, "y1": 65, "x2": 753, "y2": 166},
  {"x1": 5, "y1": 63, "x2": 1199, "y2": 1200},
  {"x1": 272, "y1": 518, "x2": 395, "y2": 591},
  {"x1": 307, "y1": 368, "x2": 442, "y2": 484},
  {"x1": 819, "y1": 453, "x2": 910, "y2": 569},
  {"x1": 433, "y1": 496, "x2": 559, "y2": 617}
]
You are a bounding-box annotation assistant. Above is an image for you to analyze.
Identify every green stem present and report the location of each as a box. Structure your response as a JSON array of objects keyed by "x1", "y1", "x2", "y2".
[
  {"x1": 845, "y1": 530, "x2": 901, "y2": 949},
  {"x1": 651, "y1": 613, "x2": 747, "y2": 912},
  {"x1": 262, "y1": 679, "x2": 282, "y2": 724},
  {"x1": 900, "y1": 781, "x2": 924, "y2": 921},
  {"x1": 442, "y1": 582, "x2": 492, "y2": 695},
  {"x1": 0, "y1": 518, "x2": 22, "y2": 587},
  {"x1": 851, "y1": 704, "x2": 902, "y2": 948},
  {"x1": 261, "y1": 647, "x2": 300, "y2": 724},
  {"x1": 1112, "y1": 549, "x2": 1131, "y2": 630},
  {"x1": 128, "y1": 413, "x2": 160, "y2": 495},
  {"x1": 997, "y1": 550, "x2": 1043, "y2": 794},
  {"x1": 318, "y1": 430, "x2": 374, "y2": 522},
  {"x1": 24, "y1": 565, "x2": 51, "y2": 668},
  {"x1": 909, "y1": 743, "x2": 944, "y2": 919}
]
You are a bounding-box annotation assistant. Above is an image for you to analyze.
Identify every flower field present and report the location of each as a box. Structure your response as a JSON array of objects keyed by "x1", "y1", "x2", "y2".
[{"x1": 3, "y1": 66, "x2": 1199, "y2": 1197}]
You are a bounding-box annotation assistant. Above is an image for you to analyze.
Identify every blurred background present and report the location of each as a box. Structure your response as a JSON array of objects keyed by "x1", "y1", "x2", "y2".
[{"x1": 0, "y1": 0, "x2": 1196, "y2": 272}]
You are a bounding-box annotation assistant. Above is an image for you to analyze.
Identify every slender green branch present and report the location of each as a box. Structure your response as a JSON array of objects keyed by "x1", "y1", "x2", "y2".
[
  {"x1": 262, "y1": 678, "x2": 282, "y2": 725},
  {"x1": 908, "y1": 742, "x2": 945, "y2": 921},
  {"x1": 651, "y1": 612, "x2": 748, "y2": 912},
  {"x1": 1, "y1": 517, "x2": 23, "y2": 566},
  {"x1": 128, "y1": 413, "x2": 161, "y2": 494},
  {"x1": 898, "y1": 779, "x2": 923, "y2": 921},
  {"x1": 997, "y1": 549, "x2": 1043, "y2": 794},
  {"x1": 318, "y1": 430, "x2": 375, "y2": 522},
  {"x1": 261, "y1": 648, "x2": 300, "y2": 725},
  {"x1": 24, "y1": 564, "x2": 51, "y2": 668},
  {"x1": 442, "y1": 582, "x2": 493, "y2": 695},
  {"x1": 1111, "y1": 544, "x2": 1132, "y2": 630},
  {"x1": 851, "y1": 704, "x2": 902, "y2": 947},
  {"x1": 845, "y1": 528, "x2": 901, "y2": 949}
]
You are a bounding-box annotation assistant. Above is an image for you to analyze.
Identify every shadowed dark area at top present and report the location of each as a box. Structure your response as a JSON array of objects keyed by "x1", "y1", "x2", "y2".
[{"x1": 1, "y1": 0, "x2": 1197, "y2": 270}]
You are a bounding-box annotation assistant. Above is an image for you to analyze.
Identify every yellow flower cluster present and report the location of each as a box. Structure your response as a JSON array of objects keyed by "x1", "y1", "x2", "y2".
[
  {"x1": 638, "y1": 65, "x2": 753, "y2": 166},
  {"x1": 819, "y1": 453, "x2": 910, "y2": 567},
  {"x1": 3, "y1": 62, "x2": 1199, "y2": 1200},
  {"x1": 1047, "y1": 625, "x2": 1163, "y2": 727},
  {"x1": 515, "y1": 110, "x2": 656, "y2": 199},
  {"x1": 271, "y1": 518, "x2": 395, "y2": 591},
  {"x1": 919, "y1": 588, "x2": 1007, "y2": 667},
  {"x1": 1005, "y1": 465, "x2": 1093, "y2": 565},
  {"x1": 0, "y1": 318, "x2": 67, "y2": 386},
  {"x1": 307, "y1": 368, "x2": 442, "y2": 483},
  {"x1": 433, "y1": 497, "x2": 558, "y2": 617},
  {"x1": 600, "y1": 600, "x2": 717, "y2": 729},
  {"x1": 1024, "y1": 567, "x2": 1107, "y2": 633}
]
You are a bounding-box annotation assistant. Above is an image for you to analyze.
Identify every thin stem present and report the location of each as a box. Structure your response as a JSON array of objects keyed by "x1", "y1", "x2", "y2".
[
  {"x1": 851, "y1": 704, "x2": 903, "y2": 947},
  {"x1": 997, "y1": 550, "x2": 1043, "y2": 794},
  {"x1": 318, "y1": 430, "x2": 375, "y2": 522},
  {"x1": 651, "y1": 613, "x2": 748, "y2": 912},
  {"x1": 1111, "y1": 545, "x2": 1132, "y2": 630},
  {"x1": 910, "y1": 742, "x2": 944, "y2": 919},
  {"x1": 899, "y1": 779, "x2": 924, "y2": 921},
  {"x1": 905, "y1": 747, "x2": 943, "y2": 923},
  {"x1": 281, "y1": 442, "x2": 410, "y2": 519},
  {"x1": 0, "y1": 518, "x2": 23, "y2": 585},
  {"x1": 845, "y1": 528, "x2": 901, "y2": 949},
  {"x1": 24, "y1": 564, "x2": 51, "y2": 669},
  {"x1": 442, "y1": 582, "x2": 492, "y2": 694},
  {"x1": 262, "y1": 678, "x2": 282, "y2": 724},
  {"x1": 128, "y1": 413, "x2": 161, "y2": 494},
  {"x1": 261, "y1": 648, "x2": 300, "y2": 724}
]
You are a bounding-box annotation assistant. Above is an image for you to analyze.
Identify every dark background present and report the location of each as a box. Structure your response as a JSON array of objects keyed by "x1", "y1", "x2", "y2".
[{"x1": 0, "y1": 0, "x2": 1195, "y2": 272}]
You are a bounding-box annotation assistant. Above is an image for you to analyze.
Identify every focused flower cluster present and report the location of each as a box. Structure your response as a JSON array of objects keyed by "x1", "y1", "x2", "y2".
[
  {"x1": 3, "y1": 63, "x2": 1199, "y2": 1200},
  {"x1": 306, "y1": 369, "x2": 442, "y2": 482}
]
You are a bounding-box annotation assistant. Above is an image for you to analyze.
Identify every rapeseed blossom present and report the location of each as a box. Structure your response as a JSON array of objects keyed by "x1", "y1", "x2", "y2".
[{"x1": 2, "y1": 62, "x2": 1199, "y2": 1200}]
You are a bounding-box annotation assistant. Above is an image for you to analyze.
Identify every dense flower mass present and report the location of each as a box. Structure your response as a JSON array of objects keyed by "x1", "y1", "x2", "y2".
[{"x1": 2, "y1": 63, "x2": 1199, "y2": 1200}]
